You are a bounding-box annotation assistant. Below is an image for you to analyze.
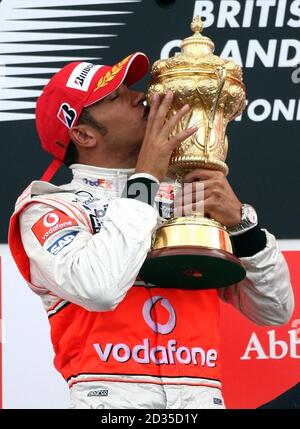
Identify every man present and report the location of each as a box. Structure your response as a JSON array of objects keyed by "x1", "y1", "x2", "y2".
[{"x1": 9, "y1": 52, "x2": 294, "y2": 409}]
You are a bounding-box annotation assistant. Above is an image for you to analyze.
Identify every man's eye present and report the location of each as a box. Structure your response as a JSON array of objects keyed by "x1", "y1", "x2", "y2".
[{"x1": 111, "y1": 94, "x2": 119, "y2": 101}]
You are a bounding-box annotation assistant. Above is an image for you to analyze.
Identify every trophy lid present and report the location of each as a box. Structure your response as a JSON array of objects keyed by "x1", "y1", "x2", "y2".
[
  {"x1": 151, "y1": 16, "x2": 243, "y2": 84},
  {"x1": 181, "y1": 15, "x2": 215, "y2": 57}
]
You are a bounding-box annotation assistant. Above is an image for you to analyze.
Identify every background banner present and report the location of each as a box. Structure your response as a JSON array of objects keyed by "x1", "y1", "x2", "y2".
[{"x1": 221, "y1": 248, "x2": 300, "y2": 409}]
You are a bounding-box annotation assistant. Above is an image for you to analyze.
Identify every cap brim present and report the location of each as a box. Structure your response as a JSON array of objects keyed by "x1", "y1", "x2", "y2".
[{"x1": 85, "y1": 52, "x2": 150, "y2": 107}]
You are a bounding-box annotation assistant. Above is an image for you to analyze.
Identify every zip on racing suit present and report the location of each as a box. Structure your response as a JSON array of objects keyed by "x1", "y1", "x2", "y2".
[{"x1": 9, "y1": 164, "x2": 294, "y2": 409}]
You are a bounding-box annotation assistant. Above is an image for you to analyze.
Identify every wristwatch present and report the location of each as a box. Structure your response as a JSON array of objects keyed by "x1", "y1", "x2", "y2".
[{"x1": 228, "y1": 204, "x2": 258, "y2": 236}]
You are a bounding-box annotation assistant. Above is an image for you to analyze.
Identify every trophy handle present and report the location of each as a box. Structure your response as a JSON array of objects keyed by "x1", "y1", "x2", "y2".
[{"x1": 204, "y1": 66, "x2": 227, "y2": 159}]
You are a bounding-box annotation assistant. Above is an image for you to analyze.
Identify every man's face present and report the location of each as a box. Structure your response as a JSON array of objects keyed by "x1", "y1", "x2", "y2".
[{"x1": 85, "y1": 83, "x2": 149, "y2": 155}]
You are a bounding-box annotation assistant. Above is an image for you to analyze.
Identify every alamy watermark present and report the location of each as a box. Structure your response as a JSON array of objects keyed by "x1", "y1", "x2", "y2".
[{"x1": 125, "y1": 181, "x2": 205, "y2": 219}]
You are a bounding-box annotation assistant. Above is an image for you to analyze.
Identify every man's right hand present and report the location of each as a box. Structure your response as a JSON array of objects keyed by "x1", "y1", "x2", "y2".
[{"x1": 135, "y1": 91, "x2": 198, "y2": 182}]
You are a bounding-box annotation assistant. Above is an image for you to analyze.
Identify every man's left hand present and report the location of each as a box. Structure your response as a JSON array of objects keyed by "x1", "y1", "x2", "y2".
[{"x1": 177, "y1": 169, "x2": 243, "y2": 227}]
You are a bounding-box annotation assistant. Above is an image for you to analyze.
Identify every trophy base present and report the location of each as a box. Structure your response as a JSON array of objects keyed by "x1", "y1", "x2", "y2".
[
  {"x1": 139, "y1": 215, "x2": 246, "y2": 289},
  {"x1": 139, "y1": 246, "x2": 246, "y2": 290}
]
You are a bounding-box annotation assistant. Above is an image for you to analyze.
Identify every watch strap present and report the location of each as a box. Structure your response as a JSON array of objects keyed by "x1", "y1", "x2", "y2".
[{"x1": 228, "y1": 204, "x2": 258, "y2": 236}]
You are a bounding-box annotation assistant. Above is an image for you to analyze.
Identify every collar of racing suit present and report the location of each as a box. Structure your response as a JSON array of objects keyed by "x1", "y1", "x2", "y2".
[{"x1": 69, "y1": 163, "x2": 135, "y2": 196}]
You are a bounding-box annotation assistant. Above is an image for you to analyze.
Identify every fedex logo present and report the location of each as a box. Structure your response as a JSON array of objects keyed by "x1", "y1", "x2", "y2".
[
  {"x1": 47, "y1": 231, "x2": 79, "y2": 255},
  {"x1": 32, "y1": 210, "x2": 78, "y2": 245},
  {"x1": 83, "y1": 177, "x2": 111, "y2": 188}
]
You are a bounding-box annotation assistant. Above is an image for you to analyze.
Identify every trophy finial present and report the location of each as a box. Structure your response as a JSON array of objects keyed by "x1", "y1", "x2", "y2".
[
  {"x1": 191, "y1": 16, "x2": 203, "y2": 34},
  {"x1": 180, "y1": 15, "x2": 214, "y2": 57}
]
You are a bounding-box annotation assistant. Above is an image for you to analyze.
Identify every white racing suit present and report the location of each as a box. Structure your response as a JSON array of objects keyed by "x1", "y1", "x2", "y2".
[{"x1": 9, "y1": 164, "x2": 294, "y2": 409}]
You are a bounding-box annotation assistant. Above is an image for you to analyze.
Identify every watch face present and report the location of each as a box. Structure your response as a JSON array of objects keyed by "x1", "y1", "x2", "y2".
[
  {"x1": 245, "y1": 205, "x2": 258, "y2": 224},
  {"x1": 228, "y1": 204, "x2": 258, "y2": 235}
]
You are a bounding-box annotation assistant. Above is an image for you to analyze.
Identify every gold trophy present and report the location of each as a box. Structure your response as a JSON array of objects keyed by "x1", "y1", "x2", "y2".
[{"x1": 139, "y1": 16, "x2": 247, "y2": 290}]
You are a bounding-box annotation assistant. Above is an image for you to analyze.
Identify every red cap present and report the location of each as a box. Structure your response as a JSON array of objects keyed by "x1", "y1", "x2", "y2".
[{"x1": 36, "y1": 52, "x2": 150, "y2": 181}]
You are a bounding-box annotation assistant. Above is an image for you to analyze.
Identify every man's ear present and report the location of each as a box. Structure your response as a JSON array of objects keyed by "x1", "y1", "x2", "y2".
[{"x1": 69, "y1": 125, "x2": 98, "y2": 149}]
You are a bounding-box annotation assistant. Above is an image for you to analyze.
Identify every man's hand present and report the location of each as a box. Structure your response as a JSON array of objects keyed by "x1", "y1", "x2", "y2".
[
  {"x1": 135, "y1": 91, "x2": 198, "y2": 182},
  {"x1": 178, "y1": 169, "x2": 243, "y2": 227}
]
